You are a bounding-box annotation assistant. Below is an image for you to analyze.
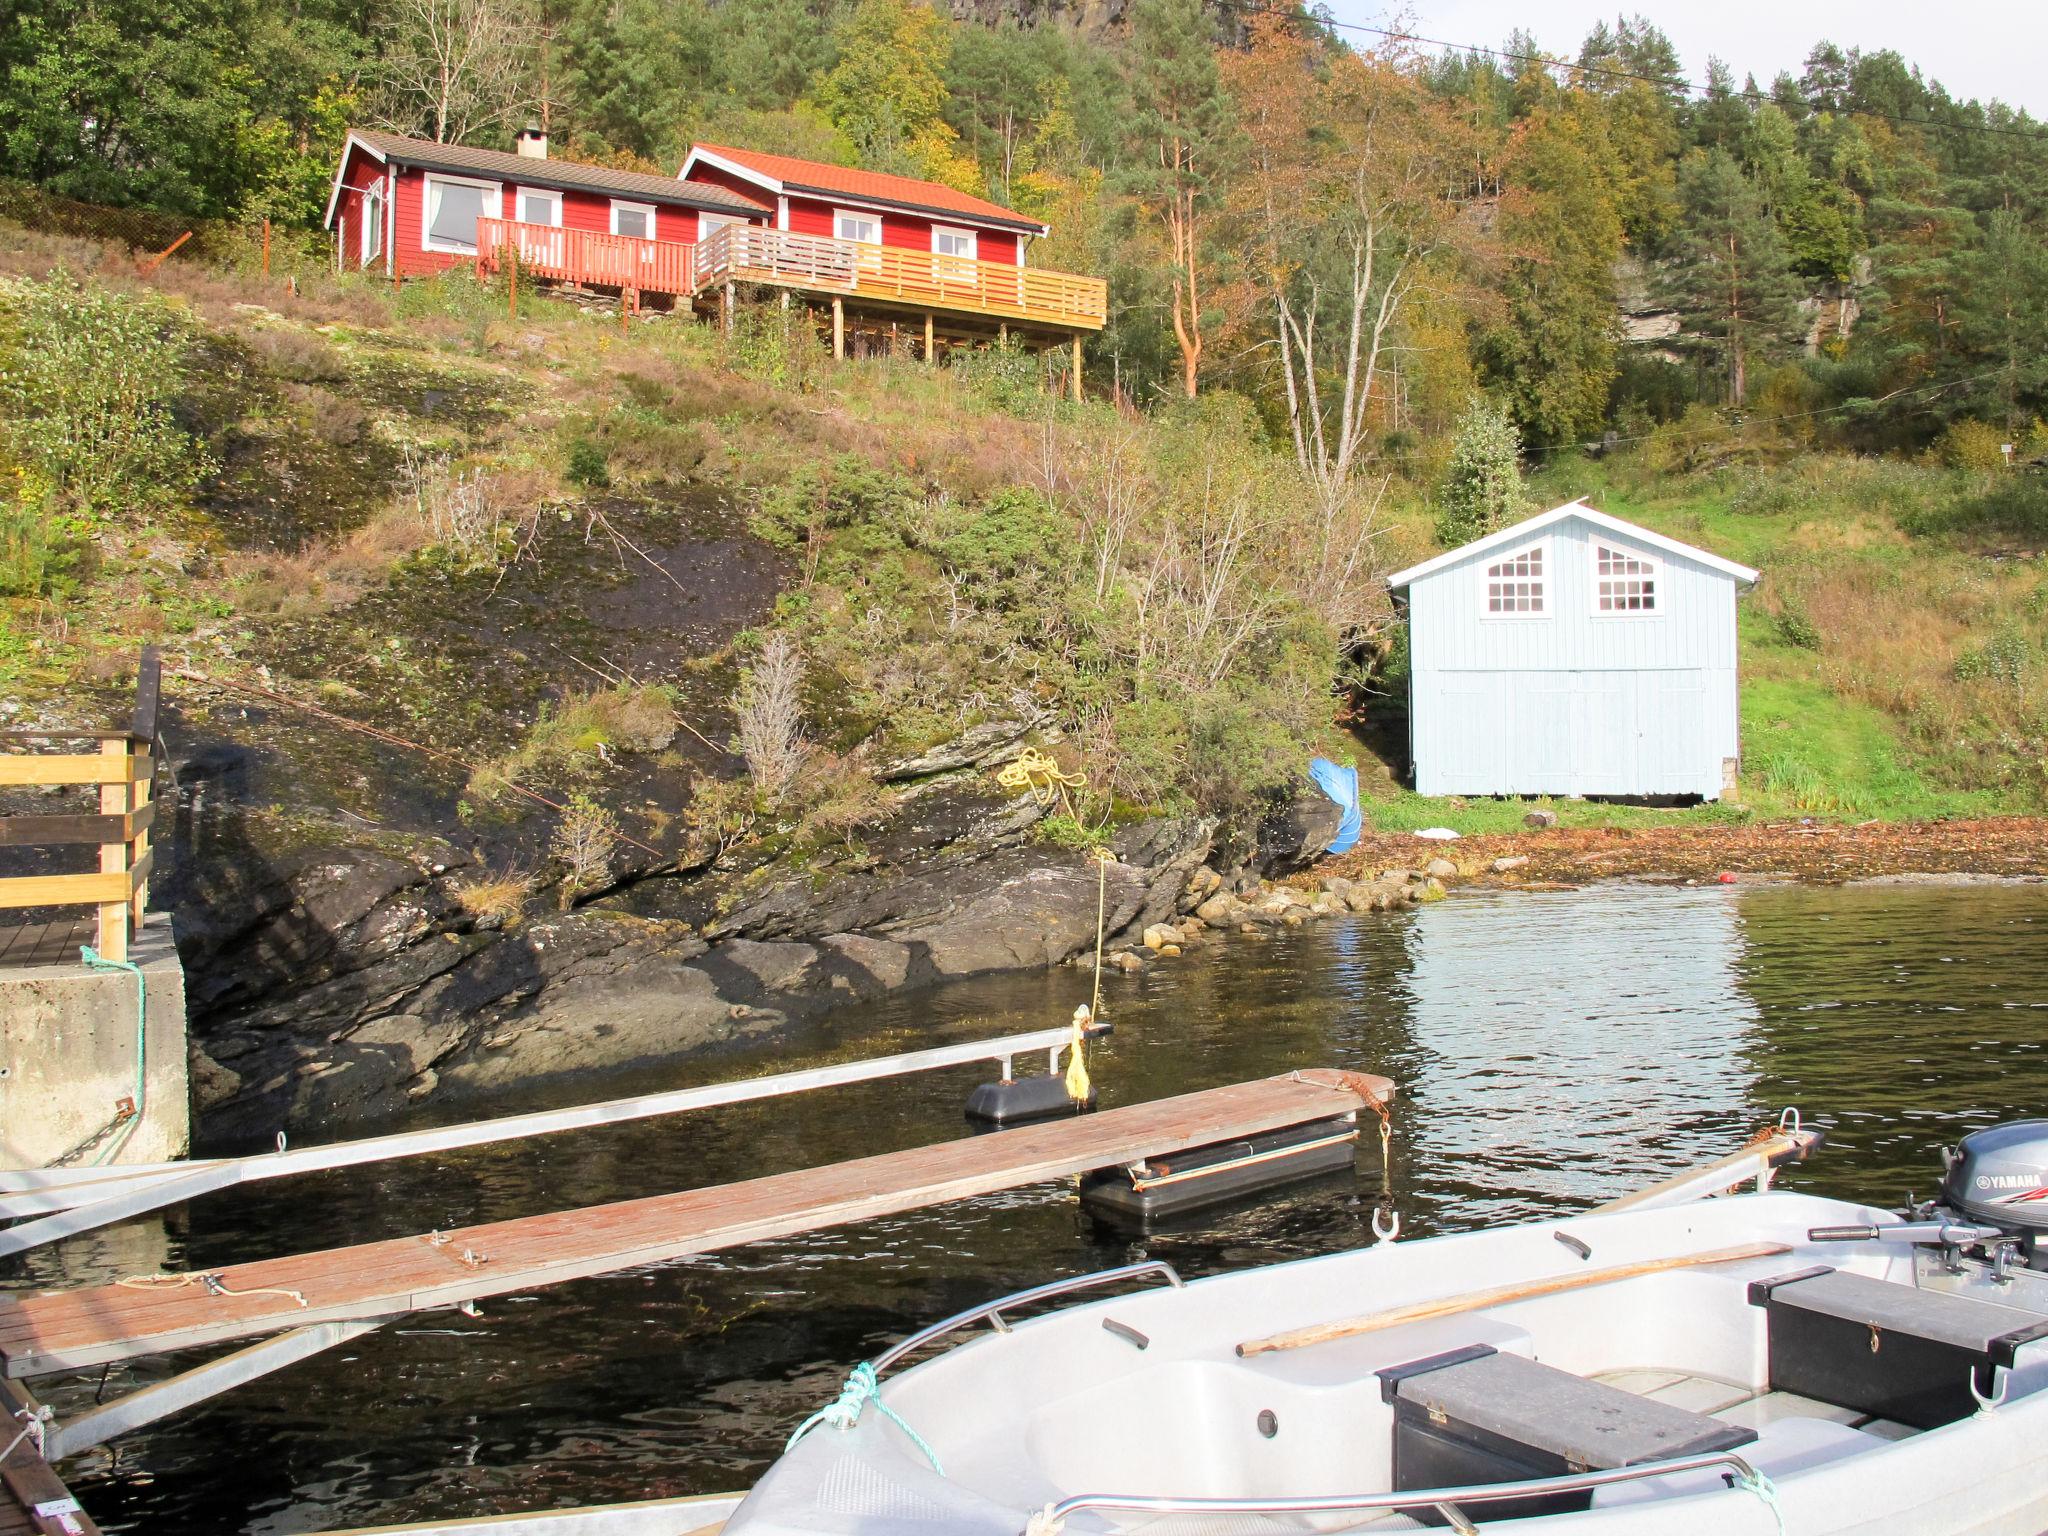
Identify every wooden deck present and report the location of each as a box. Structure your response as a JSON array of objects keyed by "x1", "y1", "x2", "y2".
[
  {"x1": 694, "y1": 224, "x2": 1108, "y2": 333},
  {"x1": 0, "y1": 916, "x2": 92, "y2": 971},
  {"x1": 0, "y1": 1071, "x2": 1388, "y2": 1377}
]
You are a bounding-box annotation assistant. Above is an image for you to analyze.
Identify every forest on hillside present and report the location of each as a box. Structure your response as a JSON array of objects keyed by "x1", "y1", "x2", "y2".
[{"x1": 5, "y1": 0, "x2": 2048, "y2": 460}]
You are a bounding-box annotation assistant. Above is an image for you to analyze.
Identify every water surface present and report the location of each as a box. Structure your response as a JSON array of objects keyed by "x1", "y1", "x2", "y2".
[{"x1": 12, "y1": 881, "x2": 2047, "y2": 1532}]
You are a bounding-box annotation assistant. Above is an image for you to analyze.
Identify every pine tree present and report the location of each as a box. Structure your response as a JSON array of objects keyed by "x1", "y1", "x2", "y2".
[
  {"x1": 1482, "y1": 95, "x2": 1624, "y2": 447},
  {"x1": 1661, "y1": 149, "x2": 1804, "y2": 405},
  {"x1": 1123, "y1": 0, "x2": 1233, "y2": 398}
]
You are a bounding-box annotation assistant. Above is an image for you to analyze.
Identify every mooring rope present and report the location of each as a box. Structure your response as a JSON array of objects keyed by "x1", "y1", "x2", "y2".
[
  {"x1": 1, "y1": 1404, "x2": 52, "y2": 1463},
  {"x1": 79, "y1": 944, "x2": 147, "y2": 1167},
  {"x1": 116, "y1": 1271, "x2": 309, "y2": 1308},
  {"x1": 1732, "y1": 1466, "x2": 1788, "y2": 1536},
  {"x1": 785, "y1": 1361, "x2": 943, "y2": 1473}
]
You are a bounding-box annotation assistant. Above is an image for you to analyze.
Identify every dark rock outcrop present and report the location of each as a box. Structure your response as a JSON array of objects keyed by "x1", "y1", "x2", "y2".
[{"x1": 178, "y1": 775, "x2": 1214, "y2": 1141}]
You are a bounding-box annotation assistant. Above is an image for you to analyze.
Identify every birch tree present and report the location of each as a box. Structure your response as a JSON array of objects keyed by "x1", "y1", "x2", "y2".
[
  {"x1": 1224, "y1": 19, "x2": 1477, "y2": 505},
  {"x1": 377, "y1": 0, "x2": 537, "y2": 145}
]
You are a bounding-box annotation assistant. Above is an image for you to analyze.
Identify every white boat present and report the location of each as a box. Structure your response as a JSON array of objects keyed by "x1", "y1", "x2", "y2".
[{"x1": 721, "y1": 1117, "x2": 2048, "y2": 1536}]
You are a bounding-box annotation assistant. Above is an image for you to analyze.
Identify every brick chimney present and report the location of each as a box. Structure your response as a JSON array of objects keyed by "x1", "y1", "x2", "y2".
[{"x1": 515, "y1": 123, "x2": 547, "y2": 159}]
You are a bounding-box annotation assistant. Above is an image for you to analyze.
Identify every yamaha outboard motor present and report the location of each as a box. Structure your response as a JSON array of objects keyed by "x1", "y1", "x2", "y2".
[
  {"x1": 1808, "y1": 1119, "x2": 2048, "y2": 1302},
  {"x1": 1943, "y1": 1120, "x2": 2048, "y2": 1236}
]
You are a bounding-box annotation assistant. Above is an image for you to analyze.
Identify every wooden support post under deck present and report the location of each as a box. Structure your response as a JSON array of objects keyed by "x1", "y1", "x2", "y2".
[
  {"x1": 1072, "y1": 335, "x2": 1083, "y2": 401},
  {"x1": 831, "y1": 296, "x2": 844, "y2": 359},
  {"x1": 723, "y1": 280, "x2": 735, "y2": 336},
  {"x1": 925, "y1": 312, "x2": 935, "y2": 364},
  {"x1": 96, "y1": 735, "x2": 128, "y2": 964}
]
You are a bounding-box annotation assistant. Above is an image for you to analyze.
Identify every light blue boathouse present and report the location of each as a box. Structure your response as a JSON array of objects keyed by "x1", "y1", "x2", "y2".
[{"x1": 1387, "y1": 500, "x2": 1758, "y2": 800}]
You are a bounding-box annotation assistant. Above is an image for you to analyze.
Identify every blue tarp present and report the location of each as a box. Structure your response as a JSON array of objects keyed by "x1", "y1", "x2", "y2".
[{"x1": 1307, "y1": 757, "x2": 1362, "y2": 856}]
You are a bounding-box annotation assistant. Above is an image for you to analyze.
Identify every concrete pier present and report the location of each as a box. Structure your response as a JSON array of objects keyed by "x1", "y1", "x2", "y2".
[{"x1": 0, "y1": 914, "x2": 188, "y2": 1167}]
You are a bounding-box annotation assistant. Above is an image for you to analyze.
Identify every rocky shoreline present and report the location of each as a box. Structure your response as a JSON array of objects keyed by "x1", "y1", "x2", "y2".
[{"x1": 159, "y1": 690, "x2": 2046, "y2": 1147}]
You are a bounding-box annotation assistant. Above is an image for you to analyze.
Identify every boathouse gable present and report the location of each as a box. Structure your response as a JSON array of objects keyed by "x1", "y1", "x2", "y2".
[{"x1": 1388, "y1": 501, "x2": 1758, "y2": 800}]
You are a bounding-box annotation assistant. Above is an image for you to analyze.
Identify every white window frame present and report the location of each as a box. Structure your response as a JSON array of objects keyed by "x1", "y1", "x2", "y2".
[
  {"x1": 931, "y1": 224, "x2": 977, "y2": 260},
  {"x1": 359, "y1": 185, "x2": 384, "y2": 266},
  {"x1": 834, "y1": 207, "x2": 882, "y2": 245},
  {"x1": 1589, "y1": 540, "x2": 1662, "y2": 617},
  {"x1": 421, "y1": 172, "x2": 502, "y2": 254},
  {"x1": 698, "y1": 210, "x2": 745, "y2": 242},
  {"x1": 1480, "y1": 539, "x2": 1550, "y2": 620},
  {"x1": 516, "y1": 188, "x2": 562, "y2": 228},
  {"x1": 610, "y1": 199, "x2": 658, "y2": 240}
]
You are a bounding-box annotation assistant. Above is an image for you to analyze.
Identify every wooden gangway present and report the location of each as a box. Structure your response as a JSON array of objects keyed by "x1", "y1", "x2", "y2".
[{"x1": 0, "y1": 1071, "x2": 1387, "y2": 1379}]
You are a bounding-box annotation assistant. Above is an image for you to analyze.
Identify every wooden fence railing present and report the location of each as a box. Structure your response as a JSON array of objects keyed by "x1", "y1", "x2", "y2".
[
  {"x1": 0, "y1": 649, "x2": 157, "y2": 963},
  {"x1": 474, "y1": 217, "x2": 697, "y2": 303},
  {"x1": 693, "y1": 224, "x2": 1109, "y2": 330}
]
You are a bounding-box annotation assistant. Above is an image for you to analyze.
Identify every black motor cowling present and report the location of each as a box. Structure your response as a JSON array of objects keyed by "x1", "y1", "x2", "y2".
[{"x1": 1942, "y1": 1120, "x2": 2048, "y2": 1233}]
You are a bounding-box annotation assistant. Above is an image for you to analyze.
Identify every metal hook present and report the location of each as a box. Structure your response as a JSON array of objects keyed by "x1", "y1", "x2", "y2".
[
  {"x1": 1372, "y1": 1206, "x2": 1401, "y2": 1246},
  {"x1": 1777, "y1": 1107, "x2": 1802, "y2": 1135},
  {"x1": 1971, "y1": 1365, "x2": 2008, "y2": 1414}
]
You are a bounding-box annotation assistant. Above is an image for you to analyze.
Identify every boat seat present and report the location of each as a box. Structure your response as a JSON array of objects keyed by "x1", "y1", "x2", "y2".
[
  {"x1": 1376, "y1": 1345, "x2": 1755, "y2": 1522},
  {"x1": 1748, "y1": 1266, "x2": 2048, "y2": 1429}
]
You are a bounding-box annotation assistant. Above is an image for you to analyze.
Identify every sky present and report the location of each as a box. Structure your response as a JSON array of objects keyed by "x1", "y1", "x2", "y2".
[{"x1": 1322, "y1": 1, "x2": 2048, "y2": 117}]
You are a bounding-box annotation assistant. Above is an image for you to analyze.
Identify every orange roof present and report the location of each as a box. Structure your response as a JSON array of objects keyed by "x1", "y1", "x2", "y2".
[{"x1": 687, "y1": 144, "x2": 1047, "y2": 233}]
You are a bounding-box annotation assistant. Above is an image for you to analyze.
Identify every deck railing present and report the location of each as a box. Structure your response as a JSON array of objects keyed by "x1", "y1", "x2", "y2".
[
  {"x1": 475, "y1": 217, "x2": 696, "y2": 301},
  {"x1": 0, "y1": 648, "x2": 157, "y2": 963},
  {"x1": 693, "y1": 224, "x2": 1108, "y2": 331}
]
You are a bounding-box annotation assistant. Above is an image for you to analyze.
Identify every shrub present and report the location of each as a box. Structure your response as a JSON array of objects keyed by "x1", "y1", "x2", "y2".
[
  {"x1": 734, "y1": 633, "x2": 808, "y2": 806},
  {"x1": 0, "y1": 274, "x2": 212, "y2": 517},
  {"x1": 1777, "y1": 604, "x2": 1823, "y2": 651},
  {"x1": 453, "y1": 871, "x2": 532, "y2": 925},
  {"x1": 1954, "y1": 627, "x2": 2032, "y2": 688},
  {"x1": 951, "y1": 340, "x2": 1051, "y2": 415},
  {"x1": 465, "y1": 684, "x2": 678, "y2": 805},
  {"x1": 1435, "y1": 398, "x2": 1525, "y2": 548},
  {"x1": 0, "y1": 464, "x2": 86, "y2": 598},
  {"x1": 728, "y1": 299, "x2": 829, "y2": 391},
  {"x1": 685, "y1": 773, "x2": 757, "y2": 858},
  {"x1": 550, "y1": 793, "x2": 619, "y2": 908},
  {"x1": 1937, "y1": 418, "x2": 2010, "y2": 472},
  {"x1": 565, "y1": 434, "x2": 611, "y2": 490}
]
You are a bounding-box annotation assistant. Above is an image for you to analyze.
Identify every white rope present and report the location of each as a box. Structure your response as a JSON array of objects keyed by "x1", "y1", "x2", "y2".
[
  {"x1": 1024, "y1": 1502, "x2": 1064, "y2": 1536},
  {"x1": 2, "y1": 1405, "x2": 53, "y2": 1463}
]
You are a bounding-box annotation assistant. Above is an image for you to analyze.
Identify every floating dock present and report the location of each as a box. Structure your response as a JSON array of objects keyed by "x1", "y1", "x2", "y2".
[{"x1": 0, "y1": 1070, "x2": 1389, "y2": 1377}]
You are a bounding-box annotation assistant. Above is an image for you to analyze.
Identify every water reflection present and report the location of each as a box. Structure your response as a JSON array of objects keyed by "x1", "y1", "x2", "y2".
[
  {"x1": 9, "y1": 880, "x2": 2044, "y2": 1532},
  {"x1": 1398, "y1": 885, "x2": 1758, "y2": 1219}
]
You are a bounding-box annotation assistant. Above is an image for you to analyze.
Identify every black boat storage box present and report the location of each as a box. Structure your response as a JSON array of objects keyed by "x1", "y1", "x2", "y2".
[
  {"x1": 1376, "y1": 1346, "x2": 1756, "y2": 1524},
  {"x1": 1747, "y1": 1266, "x2": 2048, "y2": 1430},
  {"x1": 1077, "y1": 1115, "x2": 1357, "y2": 1223}
]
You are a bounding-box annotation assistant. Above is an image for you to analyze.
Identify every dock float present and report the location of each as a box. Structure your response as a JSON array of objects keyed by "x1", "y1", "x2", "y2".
[{"x1": 0, "y1": 1070, "x2": 1390, "y2": 1379}]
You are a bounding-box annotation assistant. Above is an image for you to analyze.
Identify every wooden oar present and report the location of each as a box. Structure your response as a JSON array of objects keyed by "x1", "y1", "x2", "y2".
[{"x1": 1235, "y1": 1241, "x2": 1792, "y2": 1358}]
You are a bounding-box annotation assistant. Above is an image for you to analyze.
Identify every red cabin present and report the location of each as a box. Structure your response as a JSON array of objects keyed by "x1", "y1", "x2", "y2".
[{"x1": 324, "y1": 128, "x2": 1104, "y2": 373}]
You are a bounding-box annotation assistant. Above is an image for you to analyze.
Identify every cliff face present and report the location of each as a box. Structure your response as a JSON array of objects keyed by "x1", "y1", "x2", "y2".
[{"x1": 942, "y1": 0, "x2": 1136, "y2": 33}]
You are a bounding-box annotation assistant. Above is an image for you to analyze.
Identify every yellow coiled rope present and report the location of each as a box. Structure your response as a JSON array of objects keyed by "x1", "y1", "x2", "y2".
[
  {"x1": 1058, "y1": 1005, "x2": 1093, "y2": 1102},
  {"x1": 996, "y1": 746, "x2": 1088, "y2": 819}
]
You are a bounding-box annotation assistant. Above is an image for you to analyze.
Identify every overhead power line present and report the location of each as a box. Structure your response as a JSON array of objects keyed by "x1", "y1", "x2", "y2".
[
  {"x1": 1238, "y1": 3, "x2": 2048, "y2": 145},
  {"x1": 1524, "y1": 371, "x2": 2010, "y2": 458}
]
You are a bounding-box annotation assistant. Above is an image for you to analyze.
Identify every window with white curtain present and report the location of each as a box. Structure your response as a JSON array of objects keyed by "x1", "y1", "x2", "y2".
[
  {"x1": 834, "y1": 209, "x2": 881, "y2": 244},
  {"x1": 611, "y1": 200, "x2": 655, "y2": 240},
  {"x1": 423, "y1": 175, "x2": 498, "y2": 253}
]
